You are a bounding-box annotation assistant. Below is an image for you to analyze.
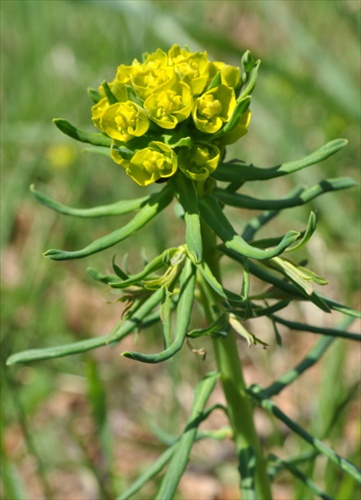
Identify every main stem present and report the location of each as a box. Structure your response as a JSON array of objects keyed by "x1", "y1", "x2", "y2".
[{"x1": 200, "y1": 220, "x2": 272, "y2": 500}]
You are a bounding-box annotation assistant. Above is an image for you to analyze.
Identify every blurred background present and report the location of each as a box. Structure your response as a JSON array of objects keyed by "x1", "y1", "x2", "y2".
[{"x1": 1, "y1": 1, "x2": 360, "y2": 499}]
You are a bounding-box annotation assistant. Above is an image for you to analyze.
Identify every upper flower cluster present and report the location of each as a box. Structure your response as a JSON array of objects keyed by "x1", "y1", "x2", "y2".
[{"x1": 91, "y1": 45, "x2": 255, "y2": 186}]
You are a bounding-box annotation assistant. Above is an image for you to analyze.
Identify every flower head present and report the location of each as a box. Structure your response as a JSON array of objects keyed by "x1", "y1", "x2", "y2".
[
  {"x1": 193, "y1": 84, "x2": 236, "y2": 134},
  {"x1": 111, "y1": 141, "x2": 177, "y2": 186},
  {"x1": 99, "y1": 101, "x2": 149, "y2": 142},
  {"x1": 144, "y1": 81, "x2": 193, "y2": 129},
  {"x1": 179, "y1": 143, "x2": 221, "y2": 181},
  {"x1": 89, "y1": 45, "x2": 255, "y2": 186}
]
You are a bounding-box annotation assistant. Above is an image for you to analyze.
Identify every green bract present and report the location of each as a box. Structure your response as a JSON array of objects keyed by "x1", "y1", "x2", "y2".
[
  {"x1": 179, "y1": 143, "x2": 221, "y2": 181},
  {"x1": 89, "y1": 44, "x2": 253, "y2": 185}
]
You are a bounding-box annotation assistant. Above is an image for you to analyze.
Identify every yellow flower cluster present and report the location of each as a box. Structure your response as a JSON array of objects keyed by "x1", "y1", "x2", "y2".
[{"x1": 91, "y1": 45, "x2": 252, "y2": 186}]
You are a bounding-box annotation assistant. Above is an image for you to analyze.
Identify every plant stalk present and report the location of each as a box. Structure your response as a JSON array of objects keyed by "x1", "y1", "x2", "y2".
[{"x1": 200, "y1": 219, "x2": 273, "y2": 499}]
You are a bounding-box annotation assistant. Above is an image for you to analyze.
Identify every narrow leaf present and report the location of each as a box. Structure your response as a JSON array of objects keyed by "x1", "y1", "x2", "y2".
[
  {"x1": 107, "y1": 248, "x2": 180, "y2": 288},
  {"x1": 43, "y1": 185, "x2": 174, "y2": 260},
  {"x1": 285, "y1": 211, "x2": 317, "y2": 252},
  {"x1": 87, "y1": 87, "x2": 102, "y2": 104},
  {"x1": 6, "y1": 288, "x2": 164, "y2": 364},
  {"x1": 31, "y1": 185, "x2": 153, "y2": 218},
  {"x1": 102, "y1": 81, "x2": 118, "y2": 104},
  {"x1": 229, "y1": 314, "x2": 268, "y2": 349},
  {"x1": 271, "y1": 316, "x2": 361, "y2": 343},
  {"x1": 212, "y1": 139, "x2": 348, "y2": 182},
  {"x1": 187, "y1": 314, "x2": 228, "y2": 338},
  {"x1": 200, "y1": 195, "x2": 300, "y2": 260},
  {"x1": 53, "y1": 118, "x2": 112, "y2": 147},
  {"x1": 122, "y1": 258, "x2": 196, "y2": 363},
  {"x1": 213, "y1": 177, "x2": 356, "y2": 211},
  {"x1": 171, "y1": 173, "x2": 203, "y2": 263}
]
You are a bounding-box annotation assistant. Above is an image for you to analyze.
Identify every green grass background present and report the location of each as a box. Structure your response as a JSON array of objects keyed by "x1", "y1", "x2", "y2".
[{"x1": 1, "y1": 1, "x2": 360, "y2": 498}]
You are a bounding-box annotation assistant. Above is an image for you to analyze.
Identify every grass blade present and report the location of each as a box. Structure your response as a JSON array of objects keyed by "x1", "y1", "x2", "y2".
[
  {"x1": 268, "y1": 454, "x2": 334, "y2": 500},
  {"x1": 156, "y1": 372, "x2": 219, "y2": 499},
  {"x1": 249, "y1": 387, "x2": 361, "y2": 483}
]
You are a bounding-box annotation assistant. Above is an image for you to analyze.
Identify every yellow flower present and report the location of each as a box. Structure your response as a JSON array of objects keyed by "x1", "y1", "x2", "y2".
[
  {"x1": 139, "y1": 48, "x2": 168, "y2": 70},
  {"x1": 99, "y1": 101, "x2": 149, "y2": 142},
  {"x1": 144, "y1": 81, "x2": 193, "y2": 129},
  {"x1": 91, "y1": 83, "x2": 128, "y2": 130},
  {"x1": 91, "y1": 97, "x2": 110, "y2": 130},
  {"x1": 112, "y1": 141, "x2": 178, "y2": 186},
  {"x1": 115, "y1": 64, "x2": 141, "y2": 85},
  {"x1": 193, "y1": 84, "x2": 236, "y2": 134},
  {"x1": 168, "y1": 45, "x2": 210, "y2": 95},
  {"x1": 208, "y1": 61, "x2": 241, "y2": 90},
  {"x1": 132, "y1": 66, "x2": 176, "y2": 100},
  {"x1": 179, "y1": 143, "x2": 220, "y2": 181}
]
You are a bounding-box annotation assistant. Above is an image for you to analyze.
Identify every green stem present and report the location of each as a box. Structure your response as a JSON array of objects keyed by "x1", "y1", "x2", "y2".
[{"x1": 200, "y1": 220, "x2": 272, "y2": 500}]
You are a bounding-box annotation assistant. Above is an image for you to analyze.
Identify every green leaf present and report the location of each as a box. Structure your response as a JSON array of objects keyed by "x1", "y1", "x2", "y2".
[
  {"x1": 221, "y1": 248, "x2": 333, "y2": 313},
  {"x1": 102, "y1": 80, "x2": 118, "y2": 104},
  {"x1": 31, "y1": 185, "x2": 154, "y2": 218},
  {"x1": 205, "y1": 71, "x2": 222, "y2": 92},
  {"x1": 156, "y1": 372, "x2": 219, "y2": 500},
  {"x1": 241, "y1": 257, "x2": 250, "y2": 301},
  {"x1": 271, "y1": 316, "x2": 361, "y2": 343},
  {"x1": 200, "y1": 195, "x2": 300, "y2": 260},
  {"x1": 125, "y1": 84, "x2": 144, "y2": 106},
  {"x1": 43, "y1": 185, "x2": 174, "y2": 260},
  {"x1": 87, "y1": 87, "x2": 102, "y2": 104},
  {"x1": 285, "y1": 211, "x2": 317, "y2": 252},
  {"x1": 212, "y1": 139, "x2": 348, "y2": 182},
  {"x1": 212, "y1": 96, "x2": 251, "y2": 139},
  {"x1": 6, "y1": 288, "x2": 164, "y2": 365},
  {"x1": 103, "y1": 247, "x2": 181, "y2": 288},
  {"x1": 238, "y1": 59, "x2": 261, "y2": 99},
  {"x1": 171, "y1": 172, "x2": 203, "y2": 263},
  {"x1": 187, "y1": 314, "x2": 228, "y2": 338},
  {"x1": 87, "y1": 267, "x2": 121, "y2": 285},
  {"x1": 160, "y1": 289, "x2": 173, "y2": 348},
  {"x1": 196, "y1": 260, "x2": 245, "y2": 305},
  {"x1": 53, "y1": 118, "x2": 112, "y2": 147},
  {"x1": 229, "y1": 314, "x2": 268, "y2": 349},
  {"x1": 213, "y1": 177, "x2": 357, "y2": 210},
  {"x1": 241, "y1": 50, "x2": 256, "y2": 74},
  {"x1": 264, "y1": 257, "x2": 328, "y2": 296},
  {"x1": 122, "y1": 258, "x2": 196, "y2": 363}
]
